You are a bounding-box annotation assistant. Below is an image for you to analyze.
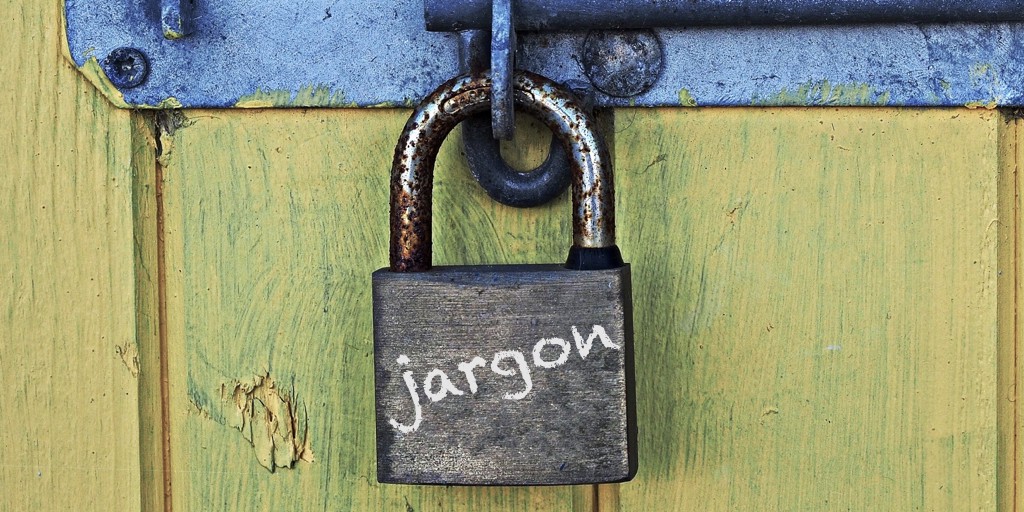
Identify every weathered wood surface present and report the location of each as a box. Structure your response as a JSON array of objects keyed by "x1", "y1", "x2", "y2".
[
  {"x1": 611, "y1": 108, "x2": 1009, "y2": 511},
  {"x1": 159, "y1": 106, "x2": 1016, "y2": 510},
  {"x1": 373, "y1": 266, "x2": 635, "y2": 485},
  {"x1": 159, "y1": 110, "x2": 594, "y2": 510},
  {"x1": 0, "y1": 0, "x2": 145, "y2": 510},
  {"x1": 999, "y1": 118, "x2": 1023, "y2": 512}
]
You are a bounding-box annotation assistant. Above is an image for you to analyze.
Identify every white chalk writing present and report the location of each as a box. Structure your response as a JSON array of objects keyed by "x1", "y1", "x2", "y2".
[{"x1": 387, "y1": 324, "x2": 619, "y2": 433}]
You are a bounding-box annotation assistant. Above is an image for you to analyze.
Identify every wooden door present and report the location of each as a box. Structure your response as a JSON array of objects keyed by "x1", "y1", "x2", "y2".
[{"x1": 2, "y1": 1, "x2": 1020, "y2": 510}]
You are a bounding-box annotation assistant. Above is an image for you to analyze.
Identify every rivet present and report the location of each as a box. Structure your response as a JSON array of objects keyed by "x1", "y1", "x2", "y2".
[{"x1": 581, "y1": 30, "x2": 663, "y2": 98}]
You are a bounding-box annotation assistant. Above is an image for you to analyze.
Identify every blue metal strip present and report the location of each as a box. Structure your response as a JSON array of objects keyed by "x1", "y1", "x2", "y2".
[{"x1": 64, "y1": 1, "x2": 1024, "y2": 108}]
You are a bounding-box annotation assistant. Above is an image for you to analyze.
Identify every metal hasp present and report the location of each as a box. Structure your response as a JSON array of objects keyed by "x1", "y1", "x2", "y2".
[
  {"x1": 424, "y1": 0, "x2": 1024, "y2": 30},
  {"x1": 65, "y1": 0, "x2": 1024, "y2": 108}
]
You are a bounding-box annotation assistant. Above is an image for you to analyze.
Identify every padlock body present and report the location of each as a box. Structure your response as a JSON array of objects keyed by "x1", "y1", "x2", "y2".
[{"x1": 372, "y1": 264, "x2": 636, "y2": 485}]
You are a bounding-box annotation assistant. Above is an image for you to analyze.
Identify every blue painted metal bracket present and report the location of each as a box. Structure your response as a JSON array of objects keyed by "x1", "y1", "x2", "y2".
[{"x1": 64, "y1": 1, "x2": 1024, "y2": 108}]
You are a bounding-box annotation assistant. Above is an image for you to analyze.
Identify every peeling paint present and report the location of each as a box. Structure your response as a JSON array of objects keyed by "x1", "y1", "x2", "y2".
[
  {"x1": 966, "y1": 100, "x2": 999, "y2": 110},
  {"x1": 967, "y1": 62, "x2": 1008, "y2": 106},
  {"x1": 217, "y1": 373, "x2": 315, "y2": 472},
  {"x1": 753, "y1": 80, "x2": 891, "y2": 106},
  {"x1": 74, "y1": 57, "x2": 188, "y2": 110},
  {"x1": 75, "y1": 57, "x2": 131, "y2": 109},
  {"x1": 114, "y1": 342, "x2": 139, "y2": 378},
  {"x1": 164, "y1": 29, "x2": 187, "y2": 40},
  {"x1": 153, "y1": 110, "x2": 193, "y2": 167},
  {"x1": 155, "y1": 110, "x2": 192, "y2": 137},
  {"x1": 969, "y1": 63, "x2": 994, "y2": 82},
  {"x1": 163, "y1": 23, "x2": 189, "y2": 41},
  {"x1": 677, "y1": 89, "x2": 698, "y2": 107},
  {"x1": 235, "y1": 86, "x2": 355, "y2": 108},
  {"x1": 150, "y1": 97, "x2": 184, "y2": 109}
]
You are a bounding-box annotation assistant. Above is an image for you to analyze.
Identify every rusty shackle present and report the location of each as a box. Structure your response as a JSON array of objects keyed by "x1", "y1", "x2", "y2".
[{"x1": 389, "y1": 71, "x2": 617, "y2": 272}]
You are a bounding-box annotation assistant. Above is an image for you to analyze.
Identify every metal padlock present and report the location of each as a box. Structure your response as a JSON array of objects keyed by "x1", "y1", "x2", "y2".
[{"x1": 372, "y1": 72, "x2": 636, "y2": 486}]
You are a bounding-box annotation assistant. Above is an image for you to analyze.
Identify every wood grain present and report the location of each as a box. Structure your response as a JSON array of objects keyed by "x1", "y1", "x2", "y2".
[
  {"x1": 157, "y1": 104, "x2": 1015, "y2": 510},
  {"x1": 998, "y1": 116, "x2": 1022, "y2": 512},
  {"x1": 0, "y1": 0, "x2": 144, "y2": 510},
  {"x1": 611, "y1": 107, "x2": 1003, "y2": 511},
  {"x1": 373, "y1": 266, "x2": 634, "y2": 485},
  {"x1": 159, "y1": 110, "x2": 592, "y2": 510}
]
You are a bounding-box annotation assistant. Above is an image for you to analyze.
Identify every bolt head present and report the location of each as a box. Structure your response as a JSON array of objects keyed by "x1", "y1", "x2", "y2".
[
  {"x1": 582, "y1": 31, "x2": 664, "y2": 98},
  {"x1": 101, "y1": 47, "x2": 150, "y2": 89}
]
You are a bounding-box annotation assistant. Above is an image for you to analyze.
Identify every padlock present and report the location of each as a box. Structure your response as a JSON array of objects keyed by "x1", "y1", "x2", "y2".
[{"x1": 372, "y1": 71, "x2": 636, "y2": 486}]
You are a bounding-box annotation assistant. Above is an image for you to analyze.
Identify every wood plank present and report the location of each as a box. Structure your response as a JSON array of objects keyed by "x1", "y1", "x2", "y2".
[
  {"x1": 610, "y1": 108, "x2": 1002, "y2": 510},
  {"x1": 998, "y1": 115, "x2": 1022, "y2": 512},
  {"x1": 161, "y1": 104, "x2": 1008, "y2": 510},
  {"x1": 160, "y1": 109, "x2": 593, "y2": 510},
  {"x1": 134, "y1": 112, "x2": 168, "y2": 512},
  {"x1": 0, "y1": 0, "x2": 144, "y2": 510},
  {"x1": 158, "y1": 104, "x2": 1009, "y2": 509},
  {"x1": 1016, "y1": 116, "x2": 1023, "y2": 512}
]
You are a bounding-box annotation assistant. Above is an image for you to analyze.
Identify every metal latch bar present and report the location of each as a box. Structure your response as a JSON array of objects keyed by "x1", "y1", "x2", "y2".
[
  {"x1": 425, "y1": 0, "x2": 1024, "y2": 31},
  {"x1": 64, "y1": 1, "x2": 1024, "y2": 109}
]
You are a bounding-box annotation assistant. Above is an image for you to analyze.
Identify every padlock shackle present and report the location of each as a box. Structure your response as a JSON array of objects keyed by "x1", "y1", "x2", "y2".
[{"x1": 390, "y1": 71, "x2": 616, "y2": 272}]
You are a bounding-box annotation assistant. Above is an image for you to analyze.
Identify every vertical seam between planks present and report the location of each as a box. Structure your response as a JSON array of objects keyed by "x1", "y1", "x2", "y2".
[
  {"x1": 1015, "y1": 117, "x2": 1021, "y2": 512},
  {"x1": 155, "y1": 127, "x2": 174, "y2": 512},
  {"x1": 998, "y1": 112, "x2": 1020, "y2": 512}
]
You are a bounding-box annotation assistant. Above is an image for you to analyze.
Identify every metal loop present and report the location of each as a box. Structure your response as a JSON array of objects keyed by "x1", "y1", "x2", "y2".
[
  {"x1": 389, "y1": 71, "x2": 615, "y2": 272},
  {"x1": 462, "y1": 114, "x2": 572, "y2": 208},
  {"x1": 458, "y1": 28, "x2": 574, "y2": 209}
]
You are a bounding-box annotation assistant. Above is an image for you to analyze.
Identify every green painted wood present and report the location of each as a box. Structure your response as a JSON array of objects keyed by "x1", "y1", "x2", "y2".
[
  {"x1": 611, "y1": 107, "x2": 1003, "y2": 511},
  {"x1": 997, "y1": 117, "x2": 1022, "y2": 512},
  {"x1": 159, "y1": 109, "x2": 592, "y2": 511},
  {"x1": 157, "y1": 106, "x2": 1011, "y2": 510},
  {"x1": 0, "y1": 0, "x2": 145, "y2": 509}
]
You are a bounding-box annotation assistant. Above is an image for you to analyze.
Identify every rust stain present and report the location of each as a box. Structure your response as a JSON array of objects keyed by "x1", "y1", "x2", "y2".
[{"x1": 388, "y1": 72, "x2": 616, "y2": 272}]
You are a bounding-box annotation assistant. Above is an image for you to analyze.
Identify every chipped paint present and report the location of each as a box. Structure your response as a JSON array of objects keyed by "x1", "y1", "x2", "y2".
[
  {"x1": 219, "y1": 374, "x2": 315, "y2": 472},
  {"x1": 74, "y1": 57, "x2": 187, "y2": 110},
  {"x1": 153, "y1": 110, "x2": 193, "y2": 167},
  {"x1": 115, "y1": 342, "x2": 139, "y2": 378},
  {"x1": 966, "y1": 100, "x2": 999, "y2": 110},
  {"x1": 970, "y1": 63, "x2": 995, "y2": 82},
  {"x1": 677, "y1": 89, "x2": 698, "y2": 107},
  {"x1": 235, "y1": 86, "x2": 355, "y2": 108},
  {"x1": 163, "y1": 29, "x2": 187, "y2": 40},
  {"x1": 753, "y1": 80, "x2": 891, "y2": 106},
  {"x1": 163, "y1": 22, "x2": 188, "y2": 40},
  {"x1": 967, "y1": 62, "x2": 1008, "y2": 107},
  {"x1": 75, "y1": 57, "x2": 131, "y2": 109},
  {"x1": 151, "y1": 97, "x2": 184, "y2": 109}
]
